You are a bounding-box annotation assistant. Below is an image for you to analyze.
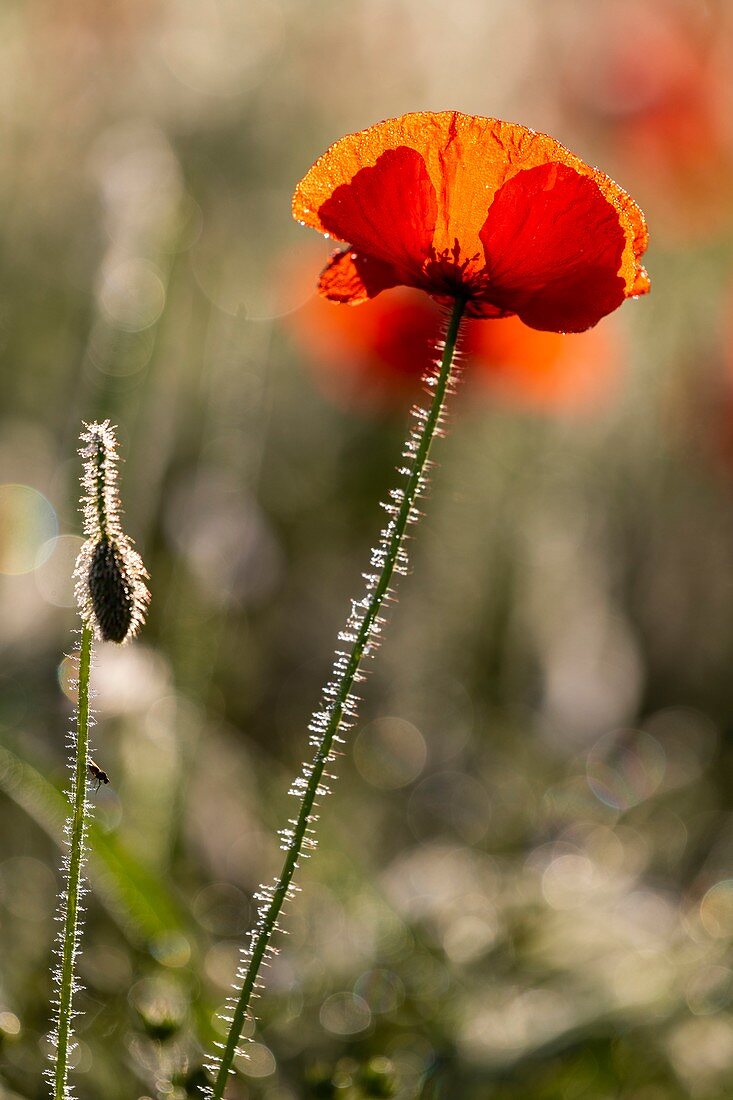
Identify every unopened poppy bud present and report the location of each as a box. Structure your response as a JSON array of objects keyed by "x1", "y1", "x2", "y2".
[
  {"x1": 88, "y1": 536, "x2": 134, "y2": 642},
  {"x1": 73, "y1": 421, "x2": 149, "y2": 643}
]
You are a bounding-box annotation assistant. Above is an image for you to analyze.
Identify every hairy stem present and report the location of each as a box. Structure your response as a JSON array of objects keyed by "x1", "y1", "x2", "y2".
[
  {"x1": 52, "y1": 622, "x2": 93, "y2": 1100},
  {"x1": 208, "y1": 298, "x2": 466, "y2": 1097}
]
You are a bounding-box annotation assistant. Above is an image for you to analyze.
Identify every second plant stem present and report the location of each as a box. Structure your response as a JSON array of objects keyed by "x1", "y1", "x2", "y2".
[
  {"x1": 53, "y1": 622, "x2": 93, "y2": 1100},
  {"x1": 210, "y1": 297, "x2": 466, "y2": 1098}
]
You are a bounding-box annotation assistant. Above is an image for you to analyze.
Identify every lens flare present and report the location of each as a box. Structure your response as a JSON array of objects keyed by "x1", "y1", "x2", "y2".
[{"x1": 0, "y1": 484, "x2": 57, "y2": 575}]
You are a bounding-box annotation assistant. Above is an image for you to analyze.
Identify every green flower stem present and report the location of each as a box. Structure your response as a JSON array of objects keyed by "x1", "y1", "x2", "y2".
[
  {"x1": 209, "y1": 297, "x2": 466, "y2": 1098},
  {"x1": 53, "y1": 622, "x2": 93, "y2": 1100}
]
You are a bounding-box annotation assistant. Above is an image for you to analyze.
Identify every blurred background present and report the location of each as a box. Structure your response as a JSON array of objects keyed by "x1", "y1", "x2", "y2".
[{"x1": 2, "y1": 0, "x2": 733, "y2": 1097}]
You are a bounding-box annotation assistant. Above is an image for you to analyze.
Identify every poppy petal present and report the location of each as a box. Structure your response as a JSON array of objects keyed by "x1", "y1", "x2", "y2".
[
  {"x1": 318, "y1": 249, "x2": 402, "y2": 304},
  {"x1": 313, "y1": 147, "x2": 437, "y2": 284},
  {"x1": 479, "y1": 162, "x2": 628, "y2": 332}
]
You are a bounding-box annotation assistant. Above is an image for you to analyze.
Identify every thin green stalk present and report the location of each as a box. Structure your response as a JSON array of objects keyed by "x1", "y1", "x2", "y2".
[
  {"x1": 48, "y1": 420, "x2": 149, "y2": 1095},
  {"x1": 208, "y1": 297, "x2": 467, "y2": 1098},
  {"x1": 52, "y1": 622, "x2": 93, "y2": 1100}
]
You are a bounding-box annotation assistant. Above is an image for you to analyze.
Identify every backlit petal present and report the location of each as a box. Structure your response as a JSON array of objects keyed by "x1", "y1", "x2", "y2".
[
  {"x1": 479, "y1": 163, "x2": 627, "y2": 332},
  {"x1": 318, "y1": 249, "x2": 402, "y2": 304},
  {"x1": 315, "y1": 147, "x2": 437, "y2": 281},
  {"x1": 293, "y1": 111, "x2": 649, "y2": 300}
]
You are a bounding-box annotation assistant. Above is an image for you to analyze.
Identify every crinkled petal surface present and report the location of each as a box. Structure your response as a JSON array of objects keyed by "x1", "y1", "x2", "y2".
[
  {"x1": 317, "y1": 147, "x2": 437, "y2": 280},
  {"x1": 479, "y1": 162, "x2": 628, "y2": 332},
  {"x1": 318, "y1": 249, "x2": 402, "y2": 304},
  {"x1": 293, "y1": 111, "x2": 650, "y2": 324}
]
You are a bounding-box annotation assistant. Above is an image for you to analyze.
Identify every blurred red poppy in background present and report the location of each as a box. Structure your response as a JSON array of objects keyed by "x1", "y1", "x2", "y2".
[
  {"x1": 559, "y1": 0, "x2": 733, "y2": 241},
  {"x1": 293, "y1": 111, "x2": 649, "y2": 333},
  {"x1": 286, "y1": 269, "x2": 621, "y2": 415}
]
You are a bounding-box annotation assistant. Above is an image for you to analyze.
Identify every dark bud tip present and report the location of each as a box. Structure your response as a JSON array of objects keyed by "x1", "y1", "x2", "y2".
[{"x1": 88, "y1": 537, "x2": 134, "y2": 643}]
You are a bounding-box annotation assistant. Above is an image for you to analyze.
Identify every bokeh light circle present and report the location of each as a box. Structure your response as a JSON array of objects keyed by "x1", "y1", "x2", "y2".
[
  {"x1": 354, "y1": 717, "x2": 427, "y2": 790},
  {"x1": 88, "y1": 321, "x2": 157, "y2": 377},
  {"x1": 319, "y1": 992, "x2": 371, "y2": 1036},
  {"x1": 686, "y1": 966, "x2": 733, "y2": 1015},
  {"x1": 586, "y1": 728, "x2": 666, "y2": 811},
  {"x1": 0, "y1": 485, "x2": 57, "y2": 575},
  {"x1": 35, "y1": 535, "x2": 84, "y2": 607},
  {"x1": 98, "y1": 258, "x2": 166, "y2": 332},
  {"x1": 354, "y1": 968, "x2": 405, "y2": 1014},
  {"x1": 150, "y1": 932, "x2": 191, "y2": 968},
  {"x1": 236, "y1": 1042, "x2": 276, "y2": 1079},
  {"x1": 700, "y1": 880, "x2": 733, "y2": 939},
  {"x1": 0, "y1": 856, "x2": 56, "y2": 921},
  {"x1": 161, "y1": 0, "x2": 284, "y2": 98}
]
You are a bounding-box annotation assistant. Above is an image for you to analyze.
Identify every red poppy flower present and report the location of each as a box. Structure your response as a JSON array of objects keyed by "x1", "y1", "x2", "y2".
[{"x1": 293, "y1": 111, "x2": 649, "y2": 333}]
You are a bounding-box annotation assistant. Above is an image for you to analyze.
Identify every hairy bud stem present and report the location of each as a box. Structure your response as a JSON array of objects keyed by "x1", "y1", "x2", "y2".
[
  {"x1": 49, "y1": 623, "x2": 93, "y2": 1100},
  {"x1": 48, "y1": 421, "x2": 149, "y2": 1099}
]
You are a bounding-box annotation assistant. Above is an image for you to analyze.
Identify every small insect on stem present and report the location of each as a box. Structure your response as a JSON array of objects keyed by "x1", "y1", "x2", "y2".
[{"x1": 87, "y1": 759, "x2": 109, "y2": 792}]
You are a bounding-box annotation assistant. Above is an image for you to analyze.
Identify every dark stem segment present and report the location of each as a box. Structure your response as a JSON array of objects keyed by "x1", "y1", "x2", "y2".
[
  {"x1": 209, "y1": 297, "x2": 467, "y2": 1099},
  {"x1": 53, "y1": 622, "x2": 93, "y2": 1100},
  {"x1": 93, "y1": 438, "x2": 107, "y2": 535}
]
